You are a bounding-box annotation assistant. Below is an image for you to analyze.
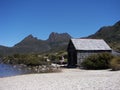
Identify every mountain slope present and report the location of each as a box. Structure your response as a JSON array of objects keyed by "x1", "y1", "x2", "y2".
[
  {"x1": 0, "y1": 32, "x2": 71, "y2": 55},
  {"x1": 0, "y1": 45, "x2": 11, "y2": 56},
  {"x1": 13, "y1": 34, "x2": 51, "y2": 53},
  {"x1": 88, "y1": 21, "x2": 120, "y2": 51}
]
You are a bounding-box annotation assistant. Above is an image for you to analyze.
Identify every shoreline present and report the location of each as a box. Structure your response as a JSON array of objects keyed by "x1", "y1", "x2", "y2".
[{"x1": 0, "y1": 69, "x2": 120, "y2": 90}]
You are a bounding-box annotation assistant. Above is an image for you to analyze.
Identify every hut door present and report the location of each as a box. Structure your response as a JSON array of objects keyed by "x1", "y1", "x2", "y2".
[{"x1": 68, "y1": 51, "x2": 77, "y2": 67}]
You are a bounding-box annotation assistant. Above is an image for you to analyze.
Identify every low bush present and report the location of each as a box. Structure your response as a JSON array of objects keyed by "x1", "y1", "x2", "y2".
[
  {"x1": 3, "y1": 54, "x2": 48, "y2": 66},
  {"x1": 81, "y1": 53, "x2": 114, "y2": 69},
  {"x1": 3, "y1": 51, "x2": 68, "y2": 66},
  {"x1": 110, "y1": 57, "x2": 120, "y2": 71}
]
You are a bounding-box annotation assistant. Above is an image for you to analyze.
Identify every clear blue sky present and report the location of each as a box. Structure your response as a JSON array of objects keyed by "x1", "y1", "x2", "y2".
[{"x1": 0, "y1": 0, "x2": 120, "y2": 47}]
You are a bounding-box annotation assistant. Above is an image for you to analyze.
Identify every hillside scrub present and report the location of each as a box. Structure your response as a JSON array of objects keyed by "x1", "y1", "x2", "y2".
[
  {"x1": 81, "y1": 53, "x2": 114, "y2": 69},
  {"x1": 2, "y1": 53, "x2": 64, "y2": 73},
  {"x1": 3, "y1": 51, "x2": 68, "y2": 65},
  {"x1": 110, "y1": 57, "x2": 120, "y2": 71},
  {"x1": 3, "y1": 54, "x2": 48, "y2": 66}
]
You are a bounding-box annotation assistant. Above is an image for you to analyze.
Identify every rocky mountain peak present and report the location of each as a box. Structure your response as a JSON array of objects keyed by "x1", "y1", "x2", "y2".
[
  {"x1": 47, "y1": 32, "x2": 71, "y2": 42},
  {"x1": 14, "y1": 34, "x2": 40, "y2": 47},
  {"x1": 26, "y1": 34, "x2": 34, "y2": 39},
  {"x1": 23, "y1": 34, "x2": 38, "y2": 41}
]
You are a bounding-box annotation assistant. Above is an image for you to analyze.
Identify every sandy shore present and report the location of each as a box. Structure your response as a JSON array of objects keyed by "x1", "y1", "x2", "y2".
[{"x1": 0, "y1": 69, "x2": 120, "y2": 90}]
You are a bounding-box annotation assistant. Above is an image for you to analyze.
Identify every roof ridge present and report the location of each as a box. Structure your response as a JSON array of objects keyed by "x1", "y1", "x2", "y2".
[{"x1": 71, "y1": 38, "x2": 104, "y2": 40}]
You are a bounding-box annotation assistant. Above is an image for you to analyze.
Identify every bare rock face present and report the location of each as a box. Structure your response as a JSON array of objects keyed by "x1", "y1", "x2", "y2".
[{"x1": 47, "y1": 32, "x2": 71, "y2": 42}]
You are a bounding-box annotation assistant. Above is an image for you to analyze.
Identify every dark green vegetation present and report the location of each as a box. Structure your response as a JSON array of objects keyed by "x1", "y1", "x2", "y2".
[
  {"x1": 88, "y1": 21, "x2": 120, "y2": 51},
  {"x1": 1, "y1": 51, "x2": 67, "y2": 73},
  {"x1": 2, "y1": 51, "x2": 67, "y2": 66},
  {"x1": 81, "y1": 53, "x2": 114, "y2": 69},
  {"x1": 81, "y1": 53, "x2": 120, "y2": 70}
]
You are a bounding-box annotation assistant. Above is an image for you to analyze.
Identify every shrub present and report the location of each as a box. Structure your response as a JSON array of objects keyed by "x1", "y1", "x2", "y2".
[
  {"x1": 110, "y1": 57, "x2": 120, "y2": 71},
  {"x1": 3, "y1": 54, "x2": 49, "y2": 66},
  {"x1": 81, "y1": 53, "x2": 114, "y2": 69}
]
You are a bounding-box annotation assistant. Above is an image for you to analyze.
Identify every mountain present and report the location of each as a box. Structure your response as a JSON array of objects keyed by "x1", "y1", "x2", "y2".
[
  {"x1": 47, "y1": 32, "x2": 71, "y2": 42},
  {"x1": 13, "y1": 32, "x2": 71, "y2": 53},
  {"x1": 0, "y1": 20, "x2": 120, "y2": 56},
  {"x1": 47, "y1": 32, "x2": 72, "y2": 51},
  {"x1": 88, "y1": 21, "x2": 120, "y2": 51},
  {"x1": 13, "y1": 34, "x2": 51, "y2": 53},
  {"x1": 0, "y1": 32, "x2": 71, "y2": 56}
]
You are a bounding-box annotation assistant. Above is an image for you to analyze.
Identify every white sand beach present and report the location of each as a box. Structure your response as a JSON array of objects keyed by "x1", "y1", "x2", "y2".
[{"x1": 0, "y1": 69, "x2": 120, "y2": 90}]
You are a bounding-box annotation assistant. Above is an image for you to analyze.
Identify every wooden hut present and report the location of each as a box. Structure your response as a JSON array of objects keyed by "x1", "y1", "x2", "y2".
[{"x1": 67, "y1": 39, "x2": 112, "y2": 67}]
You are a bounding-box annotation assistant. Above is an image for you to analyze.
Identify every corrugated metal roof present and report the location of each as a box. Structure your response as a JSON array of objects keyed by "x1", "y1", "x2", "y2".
[{"x1": 71, "y1": 39, "x2": 111, "y2": 50}]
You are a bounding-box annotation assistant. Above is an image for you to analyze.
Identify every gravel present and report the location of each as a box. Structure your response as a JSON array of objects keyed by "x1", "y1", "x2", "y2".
[{"x1": 0, "y1": 69, "x2": 120, "y2": 90}]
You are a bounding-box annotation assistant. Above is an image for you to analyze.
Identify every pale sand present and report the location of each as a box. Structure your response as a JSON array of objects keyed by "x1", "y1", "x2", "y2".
[{"x1": 0, "y1": 69, "x2": 120, "y2": 90}]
